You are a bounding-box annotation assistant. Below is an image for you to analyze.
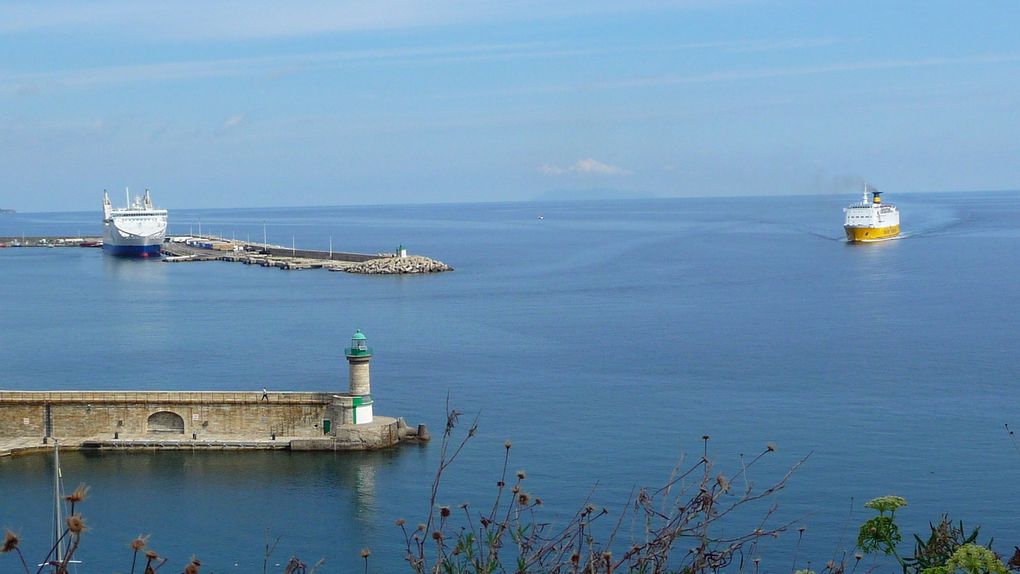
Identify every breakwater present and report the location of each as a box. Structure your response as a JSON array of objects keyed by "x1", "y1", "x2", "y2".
[
  {"x1": 0, "y1": 234, "x2": 454, "y2": 273},
  {"x1": 0, "y1": 329, "x2": 430, "y2": 457},
  {"x1": 0, "y1": 390, "x2": 428, "y2": 457},
  {"x1": 0, "y1": 235, "x2": 101, "y2": 247},
  {"x1": 162, "y1": 238, "x2": 453, "y2": 274}
]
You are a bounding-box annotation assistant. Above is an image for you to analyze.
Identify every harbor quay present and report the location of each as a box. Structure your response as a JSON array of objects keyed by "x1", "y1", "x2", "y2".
[
  {"x1": 0, "y1": 234, "x2": 453, "y2": 274},
  {"x1": 0, "y1": 235, "x2": 102, "y2": 247},
  {"x1": 0, "y1": 330, "x2": 429, "y2": 457}
]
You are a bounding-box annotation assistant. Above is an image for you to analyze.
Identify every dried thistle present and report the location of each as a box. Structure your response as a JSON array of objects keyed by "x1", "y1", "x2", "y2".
[
  {"x1": 130, "y1": 534, "x2": 149, "y2": 551},
  {"x1": 517, "y1": 492, "x2": 530, "y2": 506},
  {"x1": 145, "y1": 549, "x2": 159, "y2": 560},
  {"x1": 65, "y1": 483, "x2": 90, "y2": 503},
  {"x1": 1, "y1": 530, "x2": 18, "y2": 553},
  {"x1": 431, "y1": 531, "x2": 444, "y2": 541},
  {"x1": 360, "y1": 548, "x2": 371, "y2": 558},
  {"x1": 439, "y1": 506, "x2": 451, "y2": 518},
  {"x1": 394, "y1": 518, "x2": 406, "y2": 527},
  {"x1": 66, "y1": 514, "x2": 87, "y2": 534},
  {"x1": 504, "y1": 440, "x2": 512, "y2": 449},
  {"x1": 516, "y1": 470, "x2": 526, "y2": 480},
  {"x1": 1, "y1": 529, "x2": 29, "y2": 574}
]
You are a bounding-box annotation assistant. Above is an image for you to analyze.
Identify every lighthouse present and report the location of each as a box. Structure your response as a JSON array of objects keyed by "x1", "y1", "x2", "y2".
[{"x1": 345, "y1": 329, "x2": 374, "y2": 424}]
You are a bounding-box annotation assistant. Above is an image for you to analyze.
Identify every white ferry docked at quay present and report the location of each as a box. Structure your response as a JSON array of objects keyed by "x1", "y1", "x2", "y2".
[
  {"x1": 843, "y1": 185, "x2": 900, "y2": 242},
  {"x1": 102, "y1": 189, "x2": 168, "y2": 257}
]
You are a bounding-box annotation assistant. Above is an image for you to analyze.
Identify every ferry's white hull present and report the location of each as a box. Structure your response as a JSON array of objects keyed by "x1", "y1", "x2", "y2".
[
  {"x1": 102, "y1": 189, "x2": 168, "y2": 257},
  {"x1": 103, "y1": 220, "x2": 166, "y2": 256}
]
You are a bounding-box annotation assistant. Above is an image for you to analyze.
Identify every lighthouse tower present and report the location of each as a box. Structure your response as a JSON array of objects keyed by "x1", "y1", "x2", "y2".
[{"x1": 345, "y1": 329, "x2": 374, "y2": 424}]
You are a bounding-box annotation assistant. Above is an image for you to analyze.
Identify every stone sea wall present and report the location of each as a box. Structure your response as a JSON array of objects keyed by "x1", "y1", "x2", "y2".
[
  {"x1": 0, "y1": 391, "x2": 407, "y2": 453},
  {"x1": 0, "y1": 391, "x2": 333, "y2": 439}
]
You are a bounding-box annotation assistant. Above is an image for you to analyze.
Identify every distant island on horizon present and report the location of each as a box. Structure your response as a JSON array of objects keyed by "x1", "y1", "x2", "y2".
[{"x1": 0, "y1": 208, "x2": 15, "y2": 214}]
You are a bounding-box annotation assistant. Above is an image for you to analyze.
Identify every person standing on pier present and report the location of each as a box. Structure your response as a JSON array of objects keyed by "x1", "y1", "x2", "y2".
[{"x1": 261, "y1": 387, "x2": 269, "y2": 402}]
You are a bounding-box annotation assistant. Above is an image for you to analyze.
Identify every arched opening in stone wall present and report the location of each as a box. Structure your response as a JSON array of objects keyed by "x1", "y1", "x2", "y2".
[{"x1": 147, "y1": 411, "x2": 185, "y2": 434}]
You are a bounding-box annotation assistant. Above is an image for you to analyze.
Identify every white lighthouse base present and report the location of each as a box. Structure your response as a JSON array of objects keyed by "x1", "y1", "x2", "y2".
[
  {"x1": 355, "y1": 403, "x2": 373, "y2": 424},
  {"x1": 329, "y1": 395, "x2": 374, "y2": 426}
]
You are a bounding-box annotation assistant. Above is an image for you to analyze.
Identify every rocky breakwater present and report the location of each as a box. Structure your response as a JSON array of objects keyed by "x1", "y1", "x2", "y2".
[{"x1": 337, "y1": 255, "x2": 453, "y2": 275}]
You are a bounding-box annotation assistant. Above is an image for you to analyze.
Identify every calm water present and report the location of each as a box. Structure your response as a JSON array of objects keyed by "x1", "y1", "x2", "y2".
[{"x1": 2, "y1": 193, "x2": 1019, "y2": 573}]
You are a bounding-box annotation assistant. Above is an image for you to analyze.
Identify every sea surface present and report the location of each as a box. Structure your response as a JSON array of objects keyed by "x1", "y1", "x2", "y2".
[{"x1": 2, "y1": 193, "x2": 1019, "y2": 573}]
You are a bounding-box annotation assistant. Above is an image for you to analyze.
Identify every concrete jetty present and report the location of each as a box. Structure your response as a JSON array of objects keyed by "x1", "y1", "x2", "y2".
[
  {"x1": 161, "y1": 237, "x2": 453, "y2": 274},
  {"x1": 0, "y1": 330, "x2": 428, "y2": 457},
  {"x1": 0, "y1": 234, "x2": 453, "y2": 273},
  {"x1": 0, "y1": 235, "x2": 102, "y2": 248}
]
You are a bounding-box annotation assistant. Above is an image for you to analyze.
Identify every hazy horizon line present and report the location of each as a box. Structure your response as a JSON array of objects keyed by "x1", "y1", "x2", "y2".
[{"x1": 5, "y1": 187, "x2": 1018, "y2": 215}]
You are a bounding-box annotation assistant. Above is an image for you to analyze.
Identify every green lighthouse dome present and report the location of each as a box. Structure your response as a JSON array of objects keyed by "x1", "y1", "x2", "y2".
[{"x1": 347, "y1": 329, "x2": 371, "y2": 356}]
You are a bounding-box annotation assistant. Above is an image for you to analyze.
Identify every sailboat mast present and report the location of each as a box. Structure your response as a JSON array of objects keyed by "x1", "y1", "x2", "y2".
[{"x1": 53, "y1": 441, "x2": 63, "y2": 563}]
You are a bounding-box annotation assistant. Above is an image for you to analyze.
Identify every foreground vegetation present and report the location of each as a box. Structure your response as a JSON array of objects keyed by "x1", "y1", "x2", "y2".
[{"x1": 4, "y1": 415, "x2": 1018, "y2": 573}]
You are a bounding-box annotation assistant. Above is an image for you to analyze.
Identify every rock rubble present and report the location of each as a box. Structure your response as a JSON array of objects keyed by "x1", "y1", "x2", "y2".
[{"x1": 340, "y1": 255, "x2": 453, "y2": 274}]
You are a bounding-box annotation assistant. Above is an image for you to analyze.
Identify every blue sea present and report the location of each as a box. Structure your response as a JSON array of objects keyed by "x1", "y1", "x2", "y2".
[{"x1": 2, "y1": 192, "x2": 1019, "y2": 573}]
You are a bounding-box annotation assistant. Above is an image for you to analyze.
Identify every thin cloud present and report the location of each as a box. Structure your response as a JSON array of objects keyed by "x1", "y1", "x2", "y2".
[
  {"x1": 0, "y1": 1, "x2": 737, "y2": 40},
  {"x1": 222, "y1": 114, "x2": 245, "y2": 129},
  {"x1": 539, "y1": 159, "x2": 630, "y2": 176},
  {"x1": 0, "y1": 34, "x2": 854, "y2": 97},
  {"x1": 465, "y1": 52, "x2": 1020, "y2": 99},
  {"x1": 3, "y1": 40, "x2": 1013, "y2": 102},
  {"x1": 0, "y1": 42, "x2": 555, "y2": 95}
]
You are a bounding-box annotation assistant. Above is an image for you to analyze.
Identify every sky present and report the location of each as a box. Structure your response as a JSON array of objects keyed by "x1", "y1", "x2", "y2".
[{"x1": 1, "y1": 0, "x2": 1019, "y2": 211}]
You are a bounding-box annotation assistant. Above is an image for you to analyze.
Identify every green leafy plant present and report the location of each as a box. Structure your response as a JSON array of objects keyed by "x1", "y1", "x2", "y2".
[
  {"x1": 857, "y1": 496, "x2": 908, "y2": 570},
  {"x1": 920, "y1": 544, "x2": 1008, "y2": 574},
  {"x1": 906, "y1": 516, "x2": 982, "y2": 574},
  {"x1": 856, "y1": 500, "x2": 1008, "y2": 574}
]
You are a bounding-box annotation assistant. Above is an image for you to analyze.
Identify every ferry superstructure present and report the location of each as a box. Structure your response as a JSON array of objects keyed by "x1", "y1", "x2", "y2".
[
  {"x1": 843, "y1": 185, "x2": 900, "y2": 242},
  {"x1": 102, "y1": 189, "x2": 167, "y2": 257}
]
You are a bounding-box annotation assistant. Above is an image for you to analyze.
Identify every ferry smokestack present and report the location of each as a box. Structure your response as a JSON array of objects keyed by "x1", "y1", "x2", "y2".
[{"x1": 872, "y1": 191, "x2": 882, "y2": 204}]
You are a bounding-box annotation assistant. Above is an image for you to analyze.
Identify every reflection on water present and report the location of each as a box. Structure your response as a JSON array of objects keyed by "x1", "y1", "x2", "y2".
[
  {"x1": 102, "y1": 253, "x2": 168, "y2": 282},
  {"x1": 0, "y1": 449, "x2": 405, "y2": 572}
]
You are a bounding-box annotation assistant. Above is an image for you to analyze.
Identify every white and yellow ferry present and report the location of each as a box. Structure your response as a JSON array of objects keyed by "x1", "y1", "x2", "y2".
[{"x1": 843, "y1": 185, "x2": 899, "y2": 242}]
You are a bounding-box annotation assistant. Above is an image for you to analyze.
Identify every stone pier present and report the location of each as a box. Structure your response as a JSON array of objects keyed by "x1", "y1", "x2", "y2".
[
  {"x1": 0, "y1": 329, "x2": 426, "y2": 457},
  {"x1": 0, "y1": 390, "x2": 405, "y2": 456}
]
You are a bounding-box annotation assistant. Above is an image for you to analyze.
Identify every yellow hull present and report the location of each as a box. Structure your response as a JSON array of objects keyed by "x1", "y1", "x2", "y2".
[{"x1": 845, "y1": 224, "x2": 899, "y2": 242}]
